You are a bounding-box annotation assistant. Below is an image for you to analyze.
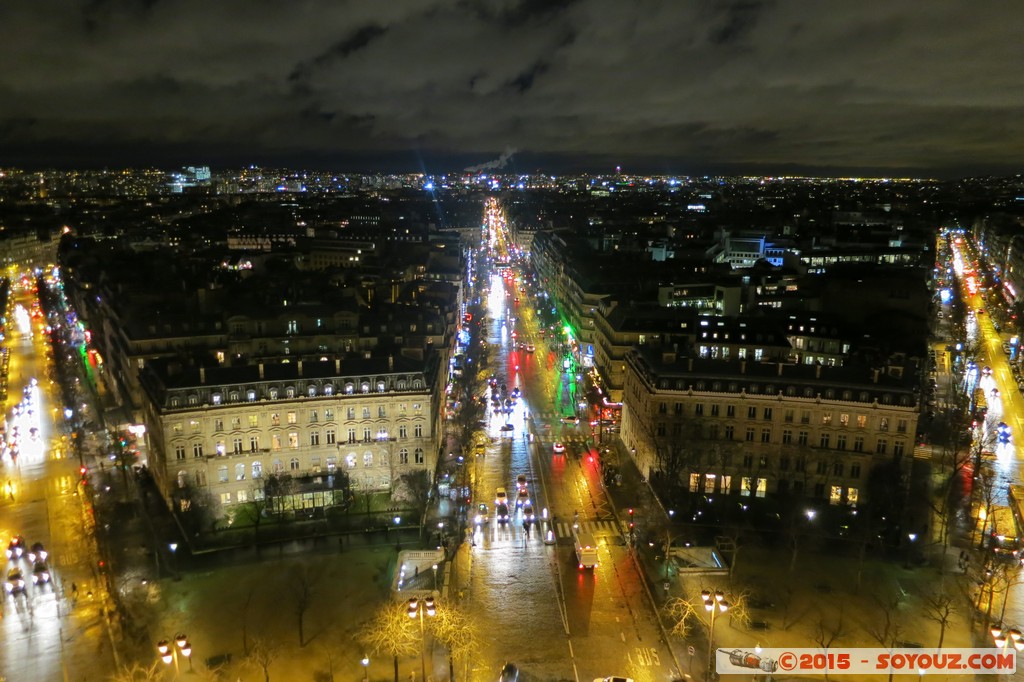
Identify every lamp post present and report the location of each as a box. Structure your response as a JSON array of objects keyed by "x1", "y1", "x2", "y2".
[
  {"x1": 702, "y1": 589, "x2": 729, "y2": 681},
  {"x1": 361, "y1": 654, "x2": 370, "y2": 682},
  {"x1": 168, "y1": 542, "x2": 178, "y2": 578},
  {"x1": 432, "y1": 563, "x2": 438, "y2": 591},
  {"x1": 991, "y1": 624, "x2": 1024, "y2": 651},
  {"x1": 408, "y1": 596, "x2": 436, "y2": 682},
  {"x1": 157, "y1": 634, "x2": 192, "y2": 675}
]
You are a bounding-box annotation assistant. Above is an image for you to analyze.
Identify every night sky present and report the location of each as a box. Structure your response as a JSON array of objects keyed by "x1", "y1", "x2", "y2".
[{"x1": 2, "y1": 1, "x2": 1021, "y2": 176}]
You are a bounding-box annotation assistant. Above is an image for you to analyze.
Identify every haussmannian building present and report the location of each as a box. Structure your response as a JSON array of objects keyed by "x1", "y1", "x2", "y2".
[
  {"x1": 621, "y1": 347, "x2": 920, "y2": 507},
  {"x1": 139, "y1": 354, "x2": 441, "y2": 518}
]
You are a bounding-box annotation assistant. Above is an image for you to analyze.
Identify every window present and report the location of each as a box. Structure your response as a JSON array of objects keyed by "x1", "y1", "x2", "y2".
[
  {"x1": 839, "y1": 413, "x2": 849, "y2": 427},
  {"x1": 814, "y1": 482, "x2": 825, "y2": 499},
  {"x1": 837, "y1": 434, "x2": 847, "y2": 450},
  {"x1": 309, "y1": 410, "x2": 318, "y2": 423},
  {"x1": 821, "y1": 413, "x2": 832, "y2": 425},
  {"x1": 710, "y1": 404, "x2": 719, "y2": 417},
  {"x1": 689, "y1": 473, "x2": 700, "y2": 493},
  {"x1": 232, "y1": 438, "x2": 243, "y2": 454},
  {"x1": 847, "y1": 488, "x2": 859, "y2": 505},
  {"x1": 235, "y1": 463, "x2": 245, "y2": 481},
  {"x1": 250, "y1": 436, "x2": 260, "y2": 452},
  {"x1": 289, "y1": 432, "x2": 299, "y2": 449},
  {"x1": 817, "y1": 460, "x2": 828, "y2": 475},
  {"x1": 324, "y1": 408, "x2": 334, "y2": 420},
  {"x1": 399, "y1": 425, "x2": 408, "y2": 439},
  {"x1": 893, "y1": 442, "x2": 905, "y2": 456},
  {"x1": 414, "y1": 424, "x2": 423, "y2": 438},
  {"x1": 362, "y1": 428, "x2": 371, "y2": 442},
  {"x1": 214, "y1": 418, "x2": 224, "y2": 431},
  {"x1": 784, "y1": 409, "x2": 794, "y2": 423},
  {"x1": 271, "y1": 413, "x2": 281, "y2": 426},
  {"x1": 272, "y1": 435, "x2": 282, "y2": 450},
  {"x1": 779, "y1": 456, "x2": 790, "y2": 471},
  {"x1": 850, "y1": 463, "x2": 861, "y2": 479},
  {"x1": 220, "y1": 492, "x2": 232, "y2": 505},
  {"x1": 248, "y1": 415, "x2": 258, "y2": 427},
  {"x1": 876, "y1": 439, "x2": 888, "y2": 454},
  {"x1": 399, "y1": 448, "x2": 409, "y2": 464},
  {"x1": 289, "y1": 457, "x2": 300, "y2": 471},
  {"x1": 795, "y1": 457, "x2": 806, "y2": 472},
  {"x1": 310, "y1": 431, "x2": 320, "y2": 446},
  {"x1": 218, "y1": 466, "x2": 228, "y2": 483},
  {"x1": 747, "y1": 406, "x2": 757, "y2": 419},
  {"x1": 308, "y1": 386, "x2": 317, "y2": 398},
  {"x1": 287, "y1": 412, "x2": 297, "y2": 425},
  {"x1": 326, "y1": 429, "x2": 336, "y2": 445},
  {"x1": 721, "y1": 474, "x2": 732, "y2": 494},
  {"x1": 782, "y1": 429, "x2": 792, "y2": 445},
  {"x1": 327, "y1": 456, "x2": 337, "y2": 472},
  {"x1": 819, "y1": 434, "x2": 830, "y2": 448},
  {"x1": 726, "y1": 405, "x2": 736, "y2": 418},
  {"x1": 237, "y1": 489, "x2": 248, "y2": 503},
  {"x1": 897, "y1": 419, "x2": 908, "y2": 434},
  {"x1": 252, "y1": 461, "x2": 262, "y2": 479},
  {"x1": 232, "y1": 417, "x2": 242, "y2": 430},
  {"x1": 755, "y1": 478, "x2": 766, "y2": 498},
  {"x1": 378, "y1": 406, "x2": 387, "y2": 418},
  {"x1": 414, "y1": 448, "x2": 424, "y2": 464},
  {"x1": 658, "y1": 402, "x2": 667, "y2": 414},
  {"x1": 800, "y1": 411, "x2": 811, "y2": 425},
  {"x1": 346, "y1": 454, "x2": 357, "y2": 469},
  {"x1": 674, "y1": 402, "x2": 683, "y2": 415},
  {"x1": 247, "y1": 390, "x2": 256, "y2": 402},
  {"x1": 172, "y1": 422, "x2": 183, "y2": 435},
  {"x1": 193, "y1": 443, "x2": 204, "y2": 458},
  {"x1": 704, "y1": 474, "x2": 716, "y2": 494},
  {"x1": 724, "y1": 426, "x2": 734, "y2": 440},
  {"x1": 759, "y1": 455, "x2": 769, "y2": 468},
  {"x1": 830, "y1": 486, "x2": 843, "y2": 505},
  {"x1": 708, "y1": 424, "x2": 719, "y2": 440},
  {"x1": 760, "y1": 429, "x2": 771, "y2": 443},
  {"x1": 853, "y1": 436, "x2": 864, "y2": 452},
  {"x1": 273, "y1": 459, "x2": 284, "y2": 474},
  {"x1": 798, "y1": 431, "x2": 808, "y2": 446},
  {"x1": 745, "y1": 427, "x2": 755, "y2": 442},
  {"x1": 174, "y1": 445, "x2": 186, "y2": 460},
  {"x1": 763, "y1": 407, "x2": 773, "y2": 420},
  {"x1": 879, "y1": 418, "x2": 889, "y2": 432},
  {"x1": 694, "y1": 403, "x2": 704, "y2": 416},
  {"x1": 743, "y1": 454, "x2": 753, "y2": 469},
  {"x1": 856, "y1": 415, "x2": 867, "y2": 428},
  {"x1": 833, "y1": 461, "x2": 843, "y2": 476},
  {"x1": 362, "y1": 407, "x2": 371, "y2": 419},
  {"x1": 740, "y1": 477, "x2": 752, "y2": 496},
  {"x1": 347, "y1": 408, "x2": 356, "y2": 420},
  {"x1": 195, "y1": 470, "x2": 207, "y2": 486},
  {"x1": 190, "y1": 419, "x2": 201, "y2": 433},
  {"x1": 364, "y1": 453, "x2": 374, "y2": 467}
]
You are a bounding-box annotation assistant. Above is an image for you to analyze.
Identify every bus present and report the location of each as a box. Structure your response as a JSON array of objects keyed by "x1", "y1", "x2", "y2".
[{"x1": 973, "y1": 388, "x2": 988, "y2": 421}]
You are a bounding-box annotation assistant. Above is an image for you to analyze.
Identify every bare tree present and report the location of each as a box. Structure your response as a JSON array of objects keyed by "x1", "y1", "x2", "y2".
[
  {"x1": 921, "y1": 586, "x2": 958, "y2": 648},
  {"x1": 289, "y1": 562, "x2": 322, "y2": 647},
  {"x1": 399, "y1": 470, "x2": 433, "y2": 538},
  {"x1": 360, "y1": 601, "x2": 420, "y2": 682},
  {"x1": 245, "y1": 636, "x2": 282, "y2": 682},
  {"x1": 108, "y1": 661, "x2": 162, "y2": 682},
  {"x1": 241, "y1": 585, "x2": 255, "y2": 656},
  {"x1": 811, "y1": 606, "x2": 846, "y2": 651},
  {"x1": 664, "y1": 593, "x2": 702, "y2": 639},
  {"x1": 865, "y1": 594, "x2": 904, "y2": 649},
  {"x1": 430, "y1": 601, "x2": 481, "y2": 682}
]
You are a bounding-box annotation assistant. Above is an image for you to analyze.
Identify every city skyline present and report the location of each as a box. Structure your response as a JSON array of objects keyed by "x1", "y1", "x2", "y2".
[{"x1": 1, "y1": 1, "x2": 1022, "y2": 177}]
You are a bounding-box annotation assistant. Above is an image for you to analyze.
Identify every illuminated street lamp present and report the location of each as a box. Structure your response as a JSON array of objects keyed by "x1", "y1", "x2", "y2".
[
  {"x1": 361, "y1": 654, "x2": 370, "y2": 682},
  {"x1": 432, "y1": 563, "x2": 439, "y2": 591},
  {"x1": 157, "y1": 634, "x2": 192, "y2": 674},
  {"x1": 991, "y1": 624, "x2": 1024, "y2": 651},
  {"x1": 408, "y1": 596, "x2": 437, "y2": 681},
  {"x1": 702, "y1": 590, "x2": 729, "y2": 681}
]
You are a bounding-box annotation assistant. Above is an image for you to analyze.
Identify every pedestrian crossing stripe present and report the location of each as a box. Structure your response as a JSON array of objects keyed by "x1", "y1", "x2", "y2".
[{"x1": 555, "y1": 519, "x2": 630, "y2": 539}]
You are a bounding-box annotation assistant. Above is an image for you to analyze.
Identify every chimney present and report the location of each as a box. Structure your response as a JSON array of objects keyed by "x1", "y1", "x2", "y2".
[
  {"x1": 335, "y1": 358, "x2": 341, "y2": 374},
  {"x1": 259, "y1": 362, "x2": 265, "y2": 379},
  {"x1": 740, "y1": 360, "x2": 746, "y2": 374},
  {"x1": 388, "y1": 355, "x2": 394, "y2": 371},
  {"x1": 298, "y1": 360, "x2": 304, "y2": 377}
]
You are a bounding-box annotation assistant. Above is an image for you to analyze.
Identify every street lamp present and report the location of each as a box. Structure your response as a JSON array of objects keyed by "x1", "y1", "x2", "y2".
[
  {"x1": 702, "y1": 590, "x2": 729, "y2": 681},
  {"x1": 168, "y1": 542, "x2": 178, "y2": 577},
  {"x1": 361, "y1": 654, "x2": 370, "y2": 682},
  {"x1": 408, "y1": 596, "x2": 437, "y2": 681},
  {"x1": 432, "y1": 563, "x2": 439, "y2": 591},
  {"x1": 991, "y1": 624, "x2": 1024, "y2": 651},
  {"x1": 157, "y1": 634, "x2": 192, "y2": 674}
]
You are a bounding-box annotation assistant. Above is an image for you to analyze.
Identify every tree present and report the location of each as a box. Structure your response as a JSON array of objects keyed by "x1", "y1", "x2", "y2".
[
  {"x1": 245, "y1": 636, "x2": 282, "y2": 682},
  {"x1": 399, "y1": 470, "x2": 433, "y2": 538},
  {"x1": 921, "y1": 586, "x2": 958, "y2": 648},
  {"x1": 360, "y1": 601, "x2": 420, "y2": 682},
  {"x1": 288, "y1": 562, "x2": 322, "y2": 647},
  {"x1": 430, "y1": 601, "x2": 481, "y2": 682},
  {"x1": 109, "y1": 662, "x2": 162, "y2": 682},
  {"x1": 811, "y1": 606, "x2": 846, "y2": 680},
  {"x1": 866, "y1": 594, "x2": 904, "y2": 682}
]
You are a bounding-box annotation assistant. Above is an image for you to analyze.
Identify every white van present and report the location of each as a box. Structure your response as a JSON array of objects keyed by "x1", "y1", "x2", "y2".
[{"x1": 574, "y1": 531, "x2": 599, "y2": 569}]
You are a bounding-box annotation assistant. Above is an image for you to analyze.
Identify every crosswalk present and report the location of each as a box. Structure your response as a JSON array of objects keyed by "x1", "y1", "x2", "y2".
[{"x1": 554, "y1": 518, "x2": 630, "y2": 539}]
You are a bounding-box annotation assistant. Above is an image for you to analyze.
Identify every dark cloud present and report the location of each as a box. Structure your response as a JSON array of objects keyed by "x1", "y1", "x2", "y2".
[{"x1": 0, "y1": 0, "x2": 1020, "y2": 175}]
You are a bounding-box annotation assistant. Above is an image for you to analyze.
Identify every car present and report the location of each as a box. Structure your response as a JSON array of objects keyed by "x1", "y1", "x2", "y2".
[
  {"x1": 525, "y1": 344, "x2": 535, "y2": 353},
  {"x1": 31, "y1": 562, "x2": 50, "y2": 585},
  {"x1": 4, "y1": 568, "x2": 25, "y2": 595},
  {"x1": 500, "y1": 423, "x2": 515, "y2": 432},
  {"x1": 6, "y1": 536, "x2": 25, "y2": 560},
  {"x1": 475, "y1": 503, "x2": 489, "y2": 525},
  {"x1": 553, "y1": 442, "x2": 565, "y2": 454},
  {"x1": 984, "y1": 366, "x2": 993, "y2": 377},
  {"x1": 516, "y1": 474, "x2": 528, "y2": 490},
  {"x1": 516, "y1": 488, "x2": 530, "y2": 508},
  {"x1": 992, "y1": 387, "x2": 1001, "y2": 398},
  {"x1": 978, "y1": 308, "x2": 986, "y2": 315},
  {"x1": 560, "y1": 416, "x2": 580, "y2": 425},
  {"x1": 495, "y1": 487, "x2": 508, "y2": 506},
  {"x1": 522, "y1": 505, "x2": 535, "y2": 523},
  {"x1": 496, "y1": 503, "x2": 510, "y2": 524},
  {"x1": 28, "y1": 542, "x2": 47, "y2": 563},
  {"x1": 593, "y1": 677, "x2": 634, "y2": 682},
  {"x1": 499, "y1": 662, "x2": 520, "y2": 681},
  {"x1": 998, "y1": 422, "x2": 1012, "y2": 444}
]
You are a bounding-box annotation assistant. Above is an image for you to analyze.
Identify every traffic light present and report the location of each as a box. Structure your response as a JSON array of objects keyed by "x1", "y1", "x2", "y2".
[
  {"x1": 79, "y1": 465, "x2": 88, "y2": 478},
  {"x1": 628, "y1": 508, "x2": 635, "y2": 529}
]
